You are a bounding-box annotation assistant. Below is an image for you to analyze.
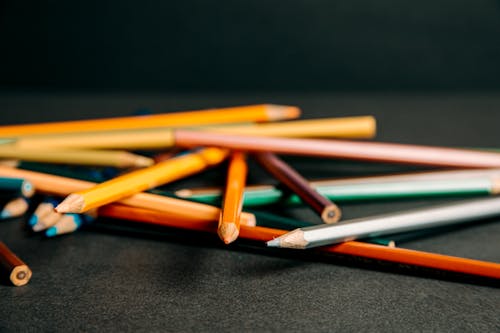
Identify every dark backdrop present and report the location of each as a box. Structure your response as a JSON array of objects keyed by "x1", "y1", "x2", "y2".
[{"x1": 0, "y1": 0, "x2": 499, "y2": 91}]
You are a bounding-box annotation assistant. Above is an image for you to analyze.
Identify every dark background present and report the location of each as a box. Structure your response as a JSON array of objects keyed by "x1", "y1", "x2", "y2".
[
  {"x1": 0, "y1": 2, "x2": 499, "y2": 332},
  {"x1": 0, "y1": 0, "x2": 499, "y2": 92}
]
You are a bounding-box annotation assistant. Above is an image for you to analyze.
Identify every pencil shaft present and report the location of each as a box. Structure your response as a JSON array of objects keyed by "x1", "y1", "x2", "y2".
[
  {"x1": 0, "y1": 177, "x2": 35, "y2": 198},
  {"x1": 13, "y1": 115, "x2": 375, "y2": 150},
  {"x1": 174, "y1": 130, "x2": 500, "y2": 168},
  {"x1": 218, "y1": 152, "x2": 248, "y2": 243},
  {"x1": 0, "y1": 146, "x2": 153, "y2": 168},
  {"x1": 181, "y1": 177, "x2": 498, "y2": 206},
  {"x1": 0, "y1": 104, "x2": 300, "y2": 138},
  {"x1": 271, "y1": 196, "x2": 500, "y2": 249},
  {"x1": 254, "y1": 152, "x2": 340, "y2": 223},
  {"x1": 57, "y1": 148, "x2": 229, "y2": 213},
  {"x1": 98, "y1": 204, "x2": 500, "y2": 280},
  {"x1": 0, "y1": 165, "x2": 256, "y2": 226}
]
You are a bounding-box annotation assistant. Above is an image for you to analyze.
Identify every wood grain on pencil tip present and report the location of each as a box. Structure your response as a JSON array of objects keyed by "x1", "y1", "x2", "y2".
[{"x1": 0, "y1": 242, "x2": 32, "y2": 286}]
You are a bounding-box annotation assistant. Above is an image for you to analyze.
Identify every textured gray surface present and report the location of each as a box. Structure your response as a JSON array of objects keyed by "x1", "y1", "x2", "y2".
[{"x1": 0, "y1": 93, "x2": 499, "y2": 332}]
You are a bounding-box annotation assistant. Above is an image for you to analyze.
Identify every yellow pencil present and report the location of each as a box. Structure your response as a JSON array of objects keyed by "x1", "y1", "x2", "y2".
[
  {"x1": 0, "y1": 104, "x2": 300, "y2": 138},
  {"x1": 11, "y1": 116, "x2": 376, "y2": 150},
  {"x1": 0, "y1": 146, "x2": 153, "y2": 168},
  {"x1": 218, "y1": 152, "x2": 248, "y2": 244},
  {"x1": 55, "y1": 148, "x2": 229, "y2": 213}
]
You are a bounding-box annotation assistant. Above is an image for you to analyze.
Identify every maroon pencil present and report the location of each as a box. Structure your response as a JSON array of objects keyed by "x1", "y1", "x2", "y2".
[
  {"x1": 174, "y1": 130, "x2": 500, "y2": 168},
  {"x1": 254, "y1": 152, "x2": 341, "y2": 223}
]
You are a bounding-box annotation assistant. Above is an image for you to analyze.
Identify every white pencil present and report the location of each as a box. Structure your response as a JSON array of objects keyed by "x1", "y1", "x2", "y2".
[{"x1": 267, "y1": 196, "x2": 500, "y2": 249}]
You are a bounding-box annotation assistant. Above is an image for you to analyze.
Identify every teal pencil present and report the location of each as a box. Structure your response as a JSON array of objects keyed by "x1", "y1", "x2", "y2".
[
  {"x1": 175, "y1": 176, "x2": 500, "y2": 207},
  {"x1": 0, "y1": 197, "x2": 29, "y2": 219},
  {"x1": 0, "y1": 176, "x2": 35, "y2": 198}
]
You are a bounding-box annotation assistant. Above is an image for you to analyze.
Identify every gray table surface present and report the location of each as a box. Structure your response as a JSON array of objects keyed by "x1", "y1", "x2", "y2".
[{"x1": 0, "y1": 92, "x2": 499, "y2": 332}]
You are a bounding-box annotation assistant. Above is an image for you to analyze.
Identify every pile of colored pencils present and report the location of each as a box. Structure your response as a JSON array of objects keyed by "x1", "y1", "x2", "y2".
[{"x1": 1, "y1": 104, "x2": 499, "y2": 286}]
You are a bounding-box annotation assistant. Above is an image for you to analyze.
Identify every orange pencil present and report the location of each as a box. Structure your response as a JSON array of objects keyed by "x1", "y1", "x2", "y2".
[
  {"x1": 0, "y1": 165, "x2": 256, "y2": 227},
  {"x1": 0, "y1": 104, "x2": 300, "y2": 138},
  {"x1": 98, "y1": 204, "x2": 500, "y2": 280},
  {"x1": 55, "y1": 148, "x2": 229, "y2": 214},
  {"x1": 218, "y1": 152, "x2": 248, "y2": 244}
]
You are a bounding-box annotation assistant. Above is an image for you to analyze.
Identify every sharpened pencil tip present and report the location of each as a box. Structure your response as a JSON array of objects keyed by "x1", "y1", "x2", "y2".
[
  {"x1": 54, "y1": 202, "x2": 69, "y2": 213},
  {"x1": 0, "y1": 210, "x2": 11, "y2": 219},
  {"x1": 266, "y1": 238, "x2": 280, "y2": 247},
  {"x1": 218, "y1": 223, "x2": 239, "y2": 244},
  {"x1": 32, "y1": 222, "x2": 46, "y2": 232},
  {"x1": 45, "y1": 227, "x2": 57, "y2": 237},
  {"x1": 28, "y1": 215, "x2": 38, "y2": 226}
]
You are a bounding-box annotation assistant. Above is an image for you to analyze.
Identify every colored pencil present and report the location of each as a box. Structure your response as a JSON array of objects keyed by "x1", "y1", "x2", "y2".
[
  {"x1": 97, "y1": 204, "x2": 500, "y2": 280},
  {"x1": 0, "y1": 104, "x2": 300, "y2": 138},
  {"x1": 0, "y1": 164, "x2": 256, "y2": 226},
  {"x1": 0, "y1": 146, "x2": 153, "y2": 168},
  {"x1": 29, "y1": 198, "x2": 62, "y2": 231},
  {"x1": 175, "y1": 175, "x2": 500, "y2": 206},
  {"x1": 11, "y1": 115, "x2": 376, "y2": 150},
  {"x1": 254, "y1": 152, "x2": 341, "y2": 223},
  {"x1": 0, "y1": 177, "x2": 35, "y2": 198},
  {"x1": 0, "y1": 241, "x2": 32, "y2": 286},
  {"x1": 218, "y1": 152, "x2": 248, "y2": 244},
  {"x1": 45, "y1": 213, "x2": 93, "y2": 237},
  {"x1": 267, "y1": 196, "x2": 500, "y2": 249},
  {"x1": 249, "y1": 210, "x2": 394, "y2": 247},
  {"x1": 0, "y1": 198, "x2": 29, "y2": 219},
  {"x1": 55, "y1": 148, "x2": 229, "y2": 214},
  {"x1": 173, "y1": 130, "x2": 500, "y2": 168}
]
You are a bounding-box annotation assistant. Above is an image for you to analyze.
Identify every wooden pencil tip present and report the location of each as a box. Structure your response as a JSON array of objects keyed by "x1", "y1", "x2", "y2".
[
  {"x1": 266, "y1": 105, "x2": 301, "y2": 121},
  {"x1": 217, "y1": 223, "x2": 239, "y2": 244},
  {"x1": 174, "y1": 189, "x2": 193, "y2": 198},
  {"x1": 321, "y1": 204, "x2": 342, "y2": 224},
  {"x1": 134, "y1": 156, "x2": 155, "y2": 167},
  {"x1": 55, "y1": 194, "x2": 85, "y2": 214}
]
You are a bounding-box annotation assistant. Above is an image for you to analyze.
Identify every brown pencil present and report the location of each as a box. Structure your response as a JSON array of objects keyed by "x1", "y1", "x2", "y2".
[
  {"x1": 0, "y1": 242, "x2": 32, "y2": 286},
  {"x1": 98, "y1": 204, "x2": 500, "y2": 280},
  {"x1": 218, "y1": 152, "x2": 248, "y2": 244},
  {"x1": 254, "y1": 152, "x2": 341, "y2": 223},
  {"x1": 174, "y1": 130, "x2": 500, "y2": 168}
]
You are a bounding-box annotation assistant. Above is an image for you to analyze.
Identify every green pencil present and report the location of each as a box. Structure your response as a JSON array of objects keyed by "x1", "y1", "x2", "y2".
[{"x1": 175, "y1": 176, "x2": 500, "y2": 207}]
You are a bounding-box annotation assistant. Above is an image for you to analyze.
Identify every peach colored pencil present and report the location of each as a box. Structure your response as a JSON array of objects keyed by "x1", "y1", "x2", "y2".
[{"x1": 174, "y1": 130, "x2": 500, "y2": 168}]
